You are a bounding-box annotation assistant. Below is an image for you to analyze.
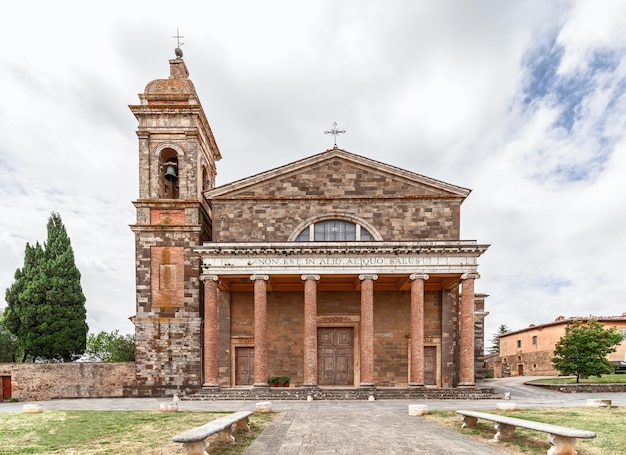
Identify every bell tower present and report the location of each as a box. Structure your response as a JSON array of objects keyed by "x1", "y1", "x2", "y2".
[{"x1": 129, "y1": 48, "x2": 221, "y2": 395}]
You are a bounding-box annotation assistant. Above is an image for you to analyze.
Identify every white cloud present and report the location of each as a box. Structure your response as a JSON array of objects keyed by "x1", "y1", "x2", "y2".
[{"x1": 0, "y1": 0, "x2": 624, "y2": 346}]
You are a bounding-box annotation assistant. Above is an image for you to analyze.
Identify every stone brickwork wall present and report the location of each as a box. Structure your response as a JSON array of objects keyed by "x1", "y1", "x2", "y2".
[
  {"x1": 441, "y1": 289, "x2": 459, "y2": 387},
  {"x1": 212, "y1": 158, "x2": 462, "y2": 242},
  {"x1": 131, "y1": 206, "x2": 206, "y2": 396},
  {"x1": 0, "y1": 363, "x2": 135, "y2": 401},
  {"x1": 133, "y1": 319, "x2": 203, "y2": 396},
  {"x1": 372, "y1": 291, "x2": 411, "y2": 386},
  {"x1": 501, "y1": 351, "x2": 559, "y2": 376}
]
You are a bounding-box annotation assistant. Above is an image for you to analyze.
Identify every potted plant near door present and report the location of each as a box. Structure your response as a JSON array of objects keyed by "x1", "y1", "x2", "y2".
[
  {"x1": 279, "y1": 376, "x2": 290, "y2": 387},
  {"x1": 268, "y1": 377, "x2": 280, "y2": 387}
]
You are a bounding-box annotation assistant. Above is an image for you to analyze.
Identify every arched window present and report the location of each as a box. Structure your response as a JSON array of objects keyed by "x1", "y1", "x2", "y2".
[{"x1": 295, "y1": 220, "x2": 374, "y2": 241}]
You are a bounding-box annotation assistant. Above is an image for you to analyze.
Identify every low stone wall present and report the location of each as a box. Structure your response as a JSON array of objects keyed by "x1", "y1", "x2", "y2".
[
  {"x1": 0, "y1": 362, "x2": 136, "y2": 401},
  {"x1": 528, "y1": 382, "x2": 626, "y2": 393}
]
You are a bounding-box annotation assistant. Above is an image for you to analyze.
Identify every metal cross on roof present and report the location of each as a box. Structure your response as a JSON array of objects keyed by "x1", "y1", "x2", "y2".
[
  {"x1": 324, "y1": 122, "x2": 346, "y2": 148},
  {"x1": 173, "y1": 28, "x2": 185, "y2": 48},
  {"x1": 173, "y1": 28, "x2": 185, "y2": 58}
]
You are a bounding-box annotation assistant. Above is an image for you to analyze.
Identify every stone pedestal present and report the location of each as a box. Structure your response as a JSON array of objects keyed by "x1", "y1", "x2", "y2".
[
  {"x1": 23, "y1": 404, "x2": 43, "y2": 414},
  {"x1": 496, "y1": 402, "x2": 517, "y2": 411},
  {"x1": 408, "y1": 404, "x2": 428, "y2": 416},
  {"x1": 160, "y1": 403, "x2": 179, "y2": 412},
  {"x1": 256, "y1": 401, "x2": 272, "y2": 413},
  {"x1": 587, "y1": 398, "x2": 612, "y2": 407}
]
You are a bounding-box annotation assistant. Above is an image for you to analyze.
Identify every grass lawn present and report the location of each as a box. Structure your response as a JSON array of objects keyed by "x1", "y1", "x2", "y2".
[
  {"x1": 425, "y1": 406, "x2": 626, "y2": 455},
  {"x1": 528, "y1": 374, "x2": 626, "y2": 384},
  {"x1": 0, "y1": 410, "x2": 273, "y2": 454}
]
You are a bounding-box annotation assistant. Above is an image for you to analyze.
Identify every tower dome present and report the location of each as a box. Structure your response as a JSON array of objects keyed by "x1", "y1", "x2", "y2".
[{"x1": 142, "y1": 51, "x2": 197, "y2": 102}]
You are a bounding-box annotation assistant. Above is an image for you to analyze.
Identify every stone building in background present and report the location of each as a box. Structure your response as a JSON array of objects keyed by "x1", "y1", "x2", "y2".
[
  {"x1": 129, "y1": 52, "x2": 490, "y2": 396},
  {"x1": 498, "y1": 315, "x2": 626, "y2": 377}
]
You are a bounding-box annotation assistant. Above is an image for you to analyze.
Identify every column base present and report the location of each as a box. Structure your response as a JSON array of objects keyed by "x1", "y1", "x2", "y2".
[
  {"x1": 457, "y1": 382, "x2": 476, "y2": 388},
  {"x1": 408, "y1": 382, "x2": 425, "y2": 388},
  {"x1": 252, "y1": 383, "x2": 270, "y2": 391},
  {"x1": 302, "y1": 383, "x2": 319, "y2": 390},
  {"x1": 202, "y1": 383, "x2": 221, "y2": 391},
  {"x1": 359, "y1": 382, "x2": 376, "y2": 389}
]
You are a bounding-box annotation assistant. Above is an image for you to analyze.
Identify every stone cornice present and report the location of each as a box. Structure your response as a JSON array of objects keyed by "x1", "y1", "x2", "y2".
[
  {"x1": 204, "y1": 148, "x2": 470, "y2": 199},
  {"x1": 195, "y1": 241, "x2": 489, "y2": 256},
  {"x1": 132, "y1": 199, "x2": 203, "y2": 209},
  {"x1": 129, "y1": 225, "x2": 202, "y2": 233}
]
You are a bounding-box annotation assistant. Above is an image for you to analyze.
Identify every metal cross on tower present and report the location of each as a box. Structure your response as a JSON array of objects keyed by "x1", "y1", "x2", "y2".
[
  {"x1": 173, "y1": 28, "x2": 185, "y2": 58},
  {"x1": 173, "y1": 28, "x2": 185, "y2": 48},
  {"x1": 324, "y1": 122, "x2": 346, "y2": 148}
]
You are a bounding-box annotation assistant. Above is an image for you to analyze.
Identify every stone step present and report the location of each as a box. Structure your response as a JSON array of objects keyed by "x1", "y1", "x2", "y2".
[{"x1": 183, "y1": 387, "x2": 497, "y2": 401}]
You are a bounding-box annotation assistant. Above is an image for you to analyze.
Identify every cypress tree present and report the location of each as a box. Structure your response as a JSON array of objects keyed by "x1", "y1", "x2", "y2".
[{"x1": 4, "y1": 212, "x2": 88, "y2": 361}]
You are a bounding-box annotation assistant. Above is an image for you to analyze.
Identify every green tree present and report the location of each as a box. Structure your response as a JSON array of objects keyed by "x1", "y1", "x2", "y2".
[
  {"x1": 84, "y1": 330, "x2": 135, "y2": 362},
  {"x1": 4, "y1": 212, "x2": 88, "y2": 362},
  {"x1": 488, "y1": 324, "x2": 510, "y2": 354},
  {"x1": 552, "y1": 318, "x2": 623, "y2": 383},
  {"x1": 0, "y1": 310, "x2": 21, "y2": 362}
]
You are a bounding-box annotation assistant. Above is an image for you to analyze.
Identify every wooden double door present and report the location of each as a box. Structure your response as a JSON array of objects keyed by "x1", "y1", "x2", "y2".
[{"x1": 317, "y1": 327, "x2": 354, "y2": 385}]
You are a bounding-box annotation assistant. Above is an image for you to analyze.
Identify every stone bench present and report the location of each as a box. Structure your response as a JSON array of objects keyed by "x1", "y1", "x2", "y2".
[
  {"x1": 457, "y1": 410, "x2": 595, "y2": 455},
  {"x1": 172, "y1": 410, "x2": 253, "y2": 455}
]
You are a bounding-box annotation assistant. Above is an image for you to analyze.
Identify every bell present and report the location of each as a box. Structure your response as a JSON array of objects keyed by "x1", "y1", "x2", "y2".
[{"x1": 164, "y1": 165, "x2": 178, "y2": 182}]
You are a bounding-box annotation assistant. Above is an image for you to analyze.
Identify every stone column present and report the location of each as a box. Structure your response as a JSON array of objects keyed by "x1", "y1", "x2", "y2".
[
  {"x1": 251, "y1": 274, "x2": 270, "y2": 388},
  {"x1": 459, "y1": 272, "x2": 480, "y2": 387},
  {"x1": 359, "y1": 274, "x2": 378, "y2": 388},
  {"x1": 409, "y1": 273, "x2": 429, "y2": 387},
  {"x1": 202, "y1": 275, "x2": 220, "y2": 389},
  {"x1": 302, "y1": 274, "x2": 320, "y2": 388}
]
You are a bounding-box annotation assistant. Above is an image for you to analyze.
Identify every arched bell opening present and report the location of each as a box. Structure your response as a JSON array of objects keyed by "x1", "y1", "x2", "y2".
[
  {"x1": 202, "y1": 165, "x2": 209, "y2": 192},
  {"x1": 160, "y1": 149, "x2": 179, "y2": 199}
]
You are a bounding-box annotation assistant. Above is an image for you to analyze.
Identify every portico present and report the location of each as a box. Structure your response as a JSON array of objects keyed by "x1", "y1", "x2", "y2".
[{"x1": 198, "y1": 241, "x2": 487, "y2": 389}]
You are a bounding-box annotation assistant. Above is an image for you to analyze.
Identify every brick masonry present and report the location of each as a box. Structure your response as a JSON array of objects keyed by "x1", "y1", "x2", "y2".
[
  {"x1": 0, "y1": 363, "x2": 135, "y2": 401},
  {"x1": 212, "y1": 158, "x2": 463, "y2": 242}
]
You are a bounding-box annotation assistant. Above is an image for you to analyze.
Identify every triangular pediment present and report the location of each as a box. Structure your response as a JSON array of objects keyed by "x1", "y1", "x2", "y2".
[{"x1": 205, "y1": 148, "x2": 470, "y2": 200}]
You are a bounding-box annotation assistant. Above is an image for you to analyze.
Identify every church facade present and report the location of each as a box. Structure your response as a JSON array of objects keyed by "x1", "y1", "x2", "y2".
[{"x1": 129, "y1": 53, "x2": 489, "y2": 396}]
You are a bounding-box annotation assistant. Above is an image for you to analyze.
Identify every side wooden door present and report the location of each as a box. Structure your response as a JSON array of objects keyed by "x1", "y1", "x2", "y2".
[
  {"x1": 1, "y1": 376, "x2": 11, "y2": 400},
  {"x1": 235, "y1": 347, "x2": 254, "y2": 386},
  {"x1": 424, "y1": 346, "x2": 437, "y2": 386}
]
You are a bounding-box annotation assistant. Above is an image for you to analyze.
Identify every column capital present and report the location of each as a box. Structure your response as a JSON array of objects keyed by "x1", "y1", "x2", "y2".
[
  {"x1": 301, "y1": 274, "x2": 320, "y2": 281},
  {"x1": 461, "y1": 272, "x2": 480, "y2": 281},
  {"x1": 409, "y1": 272, "x2": 429, "y2": 281},
  {"x1": 358, "y1": 274, "x2": 379, "y2": 281},
  {"x1": 200, "y1": 274, "x2": 219, "y2": 282},
  {"x1": 250, "y1": 274, "x2": 270, "y2": 281}
]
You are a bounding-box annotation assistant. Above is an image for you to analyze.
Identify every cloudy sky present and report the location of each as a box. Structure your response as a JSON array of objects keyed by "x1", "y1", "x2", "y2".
[{"x1": 1, "y1": 1, "x2": 625, "y2": 344}]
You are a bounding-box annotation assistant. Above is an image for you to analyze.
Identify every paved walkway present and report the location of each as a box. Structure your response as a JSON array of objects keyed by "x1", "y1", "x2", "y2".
[{"x1": 2, "y1": 377, "x2": 623, "y2": 454}]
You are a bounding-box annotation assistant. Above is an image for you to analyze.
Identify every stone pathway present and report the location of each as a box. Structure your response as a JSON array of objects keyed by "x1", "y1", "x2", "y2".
[{"x1": 244, "y1": 401, "x2": 508, "y2": 454}]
